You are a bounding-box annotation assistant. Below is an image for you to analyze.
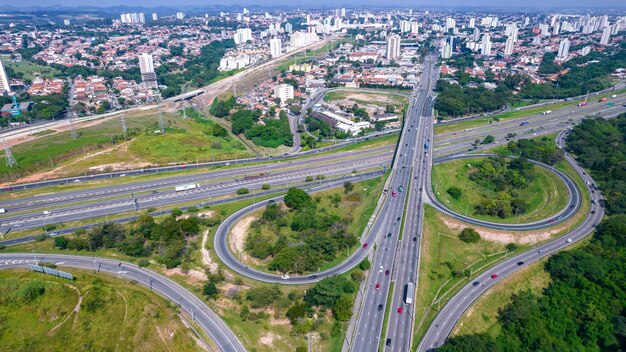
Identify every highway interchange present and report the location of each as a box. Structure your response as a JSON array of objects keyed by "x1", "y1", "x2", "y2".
[{"x1": 0, "y1": 63, "x2": 623, "y2": 351}]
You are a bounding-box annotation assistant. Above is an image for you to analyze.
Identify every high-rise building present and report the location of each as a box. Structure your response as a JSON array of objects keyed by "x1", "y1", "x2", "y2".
[
  {"x1": 557, "y1": 38, "x2": 570, "y2": 59},
  {"x1": 234, "y1": 28, "x2": 253, "y2": 44},
  {"x1": 243, "y1": 8, "x2": 249, "y2": 14},
  {"x1": 120, "y1": 12, "x2": 145, "y2": 24},
  {"x1": 600, "y1": 26, "x2": 611, "y2": 45},
  {"x1": 341, "y1": 8, "x2": 346, "y2": 17},
  {"x1": 386, "y1": 34, "x2": 401, "y2": 60},
  {"x1": 581, "y1": 46, "x2": 591, "y2": 56},
  {"x1": 138, "y1": 53, "x2": 158, "y2": 89},
  {"x1": 152, "y1": 13, "x2": 158, "y2": 21},
  {"x1": 504, "y1": 36, "x2": 515, "y2": 55},
  {"x1": 400, "y1": 20, "x2": 411, "y2": 33},
  {"x1": 269, "y1": 38, "x2": 282, "y2": 58},
  {"x1": 0, "y1": 58, "x2": 11, "y2": 93},
  {"x1": 481, "y1": 34, "x2": 492, "y2": 56},
  {"x1": 176, "y1": 12, "x2": 185, "y2": 20},
  {"x1": 468, "y1": 18, "x2": 475, "y2": 28},
  {"x1": 274, "y1": 84, "x2": 294, "y2": 103}
]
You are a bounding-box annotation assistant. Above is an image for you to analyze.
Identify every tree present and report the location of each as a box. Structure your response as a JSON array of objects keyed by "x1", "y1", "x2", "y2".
[
  {"x1": 333, "y1": 295, "x2": 354, "y2": 321},
  {"x1": 203, "y1": 281, "x2": 219, "y2": 299},
  {"x1": 284, "y1": 188, "x2": 312, "y2": 210},
  {"x1": 447, "y1": 186, "x2": 462, "y2": 199},
  {"x1": 236, "y1": 188, "x2": 249, "y2": 195},
  {"x1": 261, "y1": 183, "x2": 271, "y2": 190},
  {"x1": 482, "y1": 135, "x2": 495, "y2": 144},
  {"x1": 359, "y1": 258, "x2": 371, "y2": 271},
  {"x1": 459, "y1": 228, "x2": 480, "y2": 243},
  {"x1": 246, "y1": 285, "x2": 282, "y2": 308},
  {"x1": 343, "y1": 181, "x2": 355, "y2": 194}
]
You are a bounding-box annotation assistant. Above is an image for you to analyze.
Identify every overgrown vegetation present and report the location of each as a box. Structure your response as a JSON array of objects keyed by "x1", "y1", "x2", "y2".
[
  {"x1": 434, "y1": 80, "x2": 508, "y2": 117},
  {"x1": 470, "y1": 157, "x2": 535, "y2": 218},
  {"x1": 53, "y1": 212, "x2": 209, "y2": 268},
  {"x1": 505, "y1": 136, "x2": 564, "y2": 165},
  {"x1": 245, "y1": 188, "x2": 358, "y2": 273}
]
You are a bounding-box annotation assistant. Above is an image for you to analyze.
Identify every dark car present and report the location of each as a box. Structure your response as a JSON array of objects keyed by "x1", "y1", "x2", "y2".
[
  {"x1": 397, "y1": 216, "x2": 401, "y2": 221},
  {"x1": 309, "y1": 275, "x2": 317, "y2": 280},
  {"x1": 385, "y1": 269, "x2": 390, "y2": 275},
  {"x1": 472, "y1": 281, "x2": 480, "y2": 286},
  {"x1": 516, "y1": 261, "x2": 524, "y2": 266},
  {"x1": 413, "y1": 237, "x2": 417, "y2": 242},
  {"x1": 386, "y1": 338, "x2": 392, "y2": 346},
  {"x1": 387, "y1": 232, "x2": 392, "y2": 238},
  {"x1": 378, "y1": 304, "x2": 383, "y2": 311}
]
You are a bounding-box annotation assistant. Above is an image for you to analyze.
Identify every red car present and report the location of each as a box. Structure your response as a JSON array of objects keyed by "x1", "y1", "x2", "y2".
[
  {"x1": 490, "y1": 274, "x2": 498, "y2": 279},
  {"x1": 392, "y1": 191, "x2": 397, "y2": 198},
  {"x1": 375, "y1": 283, "x2": 380, "y2": 290},
  {"x1": 397, "y1": 307, "x2": 403, "y2": 314},
  {"x1": 362, "y1": 243, "x2": 368, "y2": 249}
]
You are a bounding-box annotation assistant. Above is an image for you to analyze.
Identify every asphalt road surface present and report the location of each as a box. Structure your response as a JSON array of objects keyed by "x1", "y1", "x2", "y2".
[{"x1": 0, "y1": 253, "x2": 246, "y2": 352}]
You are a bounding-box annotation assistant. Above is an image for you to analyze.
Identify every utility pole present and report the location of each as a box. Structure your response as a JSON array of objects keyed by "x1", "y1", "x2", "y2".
[
  {"x1": 3, "y1": 139, "x2": 17, "y2": 168},
  {"x1": 159, "y1": 110, "x2": 165, "y2": 134},
  {"x1": 121, "y1": 113, "x2": 127, "y2": 139},
  {"x1": 69, "y1": 118, "x2": 78, "y2": 139},
  {"x1": 182, "y1": 107, "x2": 188, "y2": 120}
]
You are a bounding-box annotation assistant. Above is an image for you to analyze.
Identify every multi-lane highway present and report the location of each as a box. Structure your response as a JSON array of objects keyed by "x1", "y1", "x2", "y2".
[
  {"x1": 350, "y1": 55, "x2": 437, "y2": 352},
  {"x1": 0, "y1": 253, "x2": 246, "y2": 352},
  {"x1": 418, "y1": 129, "x2": 605, "y2": 351}
]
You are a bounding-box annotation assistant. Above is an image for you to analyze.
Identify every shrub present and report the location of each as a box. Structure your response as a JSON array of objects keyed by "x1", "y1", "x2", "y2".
[
  {"x1": 261, "y1": 183, "x2": 271, "y2": 190},
  {"x1": 447, "y1": 186, "x2": 462, "y2": 199},
  {"x1": 459, "y1": 228, "x2": 481, "y2": 243},
  {"x1": 236, "y1": 188, "x2": 249, "y2": 195},
  {"x1": 305, "y1": 176, "x2": 314, "y2": 182}
]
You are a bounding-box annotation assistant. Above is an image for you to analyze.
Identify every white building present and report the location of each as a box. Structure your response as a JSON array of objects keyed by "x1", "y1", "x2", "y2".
[
  {"x1": 274, "y1": 84, "x2": 294, "y2": 103},
  {"x1": 234, "y1": 28, "x2": 253, "y2": 45},
  {"x1": 138, "y1": 53, "x2": 158, "y2": 89},
  {"x1": 120, "y1": 12, "x2": 145, "y2": 24},
  {"x1": 0, "y1": 58, "x2": 11, "y2": 93},
  {"x1": 504, "y1": 36, "x2": 515, "y2": 55},
  {"x1": 152, "y1": 13, "x2": 158, "y2": 21},
  {"x1": 269, "y1": 38, "x2": 282, "y2": 58},
  {"x1": 289, "y1": 31, "x2": 319, "y2": 48},
  {"x1": 481, "y1": 34, "x2": 492, "y2": 56},
  {"x1": 386, "y1": 34, "x2": 401, "y2": 60},
  {"x1": 176, "y1": 12, "x2": 185, "y2": 20},
  {"x1": 557, "y1": 38, "x2": 570, "y2": 59},
  {"x1": 600, "y1": 26, "x2": 611, "y2": 45}
]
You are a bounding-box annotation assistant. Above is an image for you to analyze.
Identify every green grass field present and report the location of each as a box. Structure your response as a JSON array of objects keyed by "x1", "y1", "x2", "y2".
[
  {"x1": 324, "y1": 90, "x2": 409, "y2": 106},
  {"x1": 0, "y1": 269, "x2": 202, "y2": 352},
  {"x1": 3, "y1": 59, "x2": 61, "y2": 80},
  {"x1": 431, "y1": 158, "x2": 568, "y2": 224},
  {"x1": 0, "y1": 112, "x2": 253, "y2": 182}
]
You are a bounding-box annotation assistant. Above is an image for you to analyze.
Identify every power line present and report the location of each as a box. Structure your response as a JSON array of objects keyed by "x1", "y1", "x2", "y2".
[{"x1": 3, "y1": 139, "x2": 17, "y2": 168}]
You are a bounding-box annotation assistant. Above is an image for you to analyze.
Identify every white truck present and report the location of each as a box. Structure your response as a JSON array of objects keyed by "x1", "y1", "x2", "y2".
[
  {"x1": 175, "y1": 183, "x2": 199, "y2": 192},
  {"x1": 542, "y1": 110, "x2": 552, "y2": 115},
  {"x1": 0, "y1": 208, "x2": 5, "y2": 214}
]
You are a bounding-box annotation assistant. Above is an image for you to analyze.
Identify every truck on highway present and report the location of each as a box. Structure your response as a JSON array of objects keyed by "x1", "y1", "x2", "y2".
[
  {"x1": 404, "y1": 282, "x2": 416, "y2": 304},
  {"x1": 578, "y1": 101, "x2": 588, "y2": 107},
  {"x1": 175, "y1": 183, "x2": 199, "y2": 192},
  {"x1": 0, "y1": 208, "x2": 5, "y2": 214},
  {"x1": 542, "y1": 110, "x2": 552, "y2": 115}
]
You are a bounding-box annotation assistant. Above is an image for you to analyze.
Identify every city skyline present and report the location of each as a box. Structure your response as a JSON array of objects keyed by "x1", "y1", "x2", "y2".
[{"x1": 1, "y1": 0, "x2": 626, "y2": 8}]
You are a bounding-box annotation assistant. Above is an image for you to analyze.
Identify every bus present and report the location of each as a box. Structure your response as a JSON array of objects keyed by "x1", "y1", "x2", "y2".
[{"x1": 404, "y1": 282, "x2": 416, "y2": 305}]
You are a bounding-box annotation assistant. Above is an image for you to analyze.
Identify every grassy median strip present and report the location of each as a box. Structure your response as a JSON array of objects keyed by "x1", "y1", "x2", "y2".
[{"x1": 379, "y1": 281, "x2": 395, "y2": 351}]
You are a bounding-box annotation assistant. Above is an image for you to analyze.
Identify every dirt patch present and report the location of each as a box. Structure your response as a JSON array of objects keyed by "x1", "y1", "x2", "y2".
[
  {"x1": 197, "y1": 210, "x2": 215, "y2": 219},
  {"x1": 228, "y1": 215, "x2": 258, "y2": 255},
  {"x1": 259, "y1": 332, "x2": 279, "y2": 346},
  {"x1": 200, "y1": 229, "x2": 219, "y2": 273},
  {"x1": 438, "y1": 214, "x2": 564, "y2": 245},
  {"x1": 164, "y1": 268, "x2": 207, "y2": 284}
]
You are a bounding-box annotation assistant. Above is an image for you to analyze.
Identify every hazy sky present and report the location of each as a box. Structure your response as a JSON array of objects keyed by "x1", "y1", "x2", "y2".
[{"x1": 1, "y1": 0, "x2": 624, "y2": 8}]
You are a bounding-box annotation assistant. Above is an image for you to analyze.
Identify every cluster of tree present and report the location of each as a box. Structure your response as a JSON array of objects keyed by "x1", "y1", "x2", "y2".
[
  {"x1": 458, "y1": 228, "x2": 480, "y2": 243},
  {"x1": 53, "y1": 212, "x2": 202, "y2": 268},
  {"x1": 470, "y1": 157, "x2": 535, "y2": 218},
  {"x1": 158, "y1": 39, "x2": 236, "y2": 98},
  {"x1": 345, "y1": 103, "x2": 369, "y2": 120},
  {"x1": 305, "y1": 115, "x2": 333, "y2": 138},
  {"x1": 566, "y1": 115, "x2": 626, "y2": 214},
  {"x1": 434, "y1": 80, "x2": 509, "y2": 117},
  {"x1": 506, "y1": 137, "x2": 564, "y2": 165},
  {"x1": 245, "y1": 188, "x2": 358, "y2": 273},
  {"x1": 228, "y1": 108, "x2": 292, "y2": 148},
  {"x1": 520, "y1": 47, "x2": 626, "y2": 99}
]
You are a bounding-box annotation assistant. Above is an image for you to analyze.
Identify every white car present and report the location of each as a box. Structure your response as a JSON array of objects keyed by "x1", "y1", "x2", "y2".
[
  {"x1": 281, "y1": 275, "x2": 290, "y2": 280},
  {"x1": 566, "y1": 238, "x2": 573, "y2": 243},
  {"x1": 379, "y1": 266, "x2": 384, "y2": 272}
]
